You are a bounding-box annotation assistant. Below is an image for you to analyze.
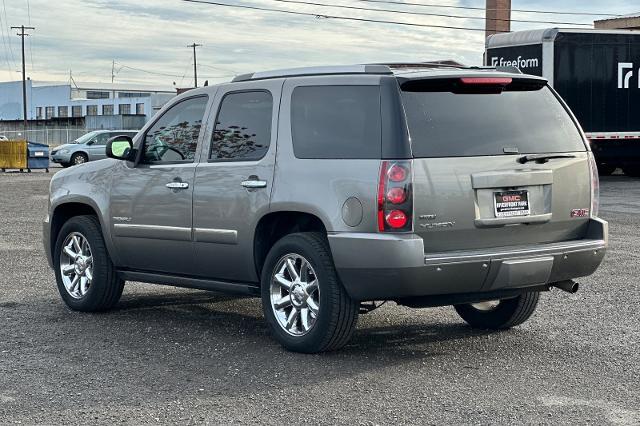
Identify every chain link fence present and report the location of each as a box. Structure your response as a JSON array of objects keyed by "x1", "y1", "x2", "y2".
[{"x1": 0, "y1": 128, "x2": 88, "y2": 148}]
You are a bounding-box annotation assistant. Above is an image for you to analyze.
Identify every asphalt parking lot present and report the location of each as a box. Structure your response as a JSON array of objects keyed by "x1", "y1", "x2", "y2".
[{"x1": 0, "y1": 168, "x2": 638, "y2": 425}]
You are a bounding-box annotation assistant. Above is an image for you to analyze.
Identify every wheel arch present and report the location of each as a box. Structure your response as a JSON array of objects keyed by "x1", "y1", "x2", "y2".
[
  {"x1": 50, "y1": 199, "x2": 114, "y2": 265},
  {"x1": 253, "y1": 210, "x2": 329, "y2": 278}
]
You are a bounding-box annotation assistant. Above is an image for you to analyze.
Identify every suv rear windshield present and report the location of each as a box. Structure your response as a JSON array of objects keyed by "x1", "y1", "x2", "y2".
[{"x1": 400, "y1": 78, "x2": 586, "y2": 158}]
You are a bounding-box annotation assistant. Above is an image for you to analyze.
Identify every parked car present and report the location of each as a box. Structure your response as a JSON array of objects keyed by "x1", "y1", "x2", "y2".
[
  {"x1": 43, "y1": 64, "x2": 608, "y2": 353},
  {"x1": 50, "y1": 130, "x2": 139, "y2": 167}
]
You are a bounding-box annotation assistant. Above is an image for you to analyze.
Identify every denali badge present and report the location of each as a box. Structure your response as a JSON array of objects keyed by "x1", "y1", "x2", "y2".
[{"x1": 570, "y1": 209, "x2": 589, "y2": 218}]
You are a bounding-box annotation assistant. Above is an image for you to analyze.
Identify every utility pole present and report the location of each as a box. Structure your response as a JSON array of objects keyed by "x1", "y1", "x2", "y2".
[
  {"x1": 11, "y1": 25, "x2": 35, "y2": 131},
  {"x1": 188, "y1": 43, "x2": 202, "y2": 88}
]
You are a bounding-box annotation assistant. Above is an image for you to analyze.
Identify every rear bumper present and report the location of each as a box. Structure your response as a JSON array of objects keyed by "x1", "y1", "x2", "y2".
[{"x1": 328, "y1": 218, "x2": 608, "y2": 302}]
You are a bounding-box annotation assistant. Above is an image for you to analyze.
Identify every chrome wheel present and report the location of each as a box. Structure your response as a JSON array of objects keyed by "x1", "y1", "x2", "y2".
[
  {"x1": 270, "y1": 253, "x2": 320, "y2": 336},
  {"x1": 470, "y1": 300, "x2": 501, "y2": 311},
  {"x1": 73, "y1": 154, "x2": 86, "y2": 165},
  {"x1": 59, "y1": 232, "x2": 93, "y2": 299}
]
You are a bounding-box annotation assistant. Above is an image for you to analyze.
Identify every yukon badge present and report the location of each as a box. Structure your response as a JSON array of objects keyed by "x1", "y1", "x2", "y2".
[{"x1": 419, "y1": 214, "x2": 455, "y2": 229}]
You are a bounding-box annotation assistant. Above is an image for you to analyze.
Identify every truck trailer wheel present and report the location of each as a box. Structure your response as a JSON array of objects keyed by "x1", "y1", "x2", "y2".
[
  {"x1": 597, "y1": 163, "x2": 616, "y2": 176},
  {"x1": 454, "y1": 292, "x2": 540, "y2": 330},
  {"x1": 622, "y1": 166, "x2": 640, "y2": 178}
]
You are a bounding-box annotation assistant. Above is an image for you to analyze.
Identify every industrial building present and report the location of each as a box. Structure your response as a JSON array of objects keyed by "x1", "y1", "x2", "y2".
[
  {"x1": 0, "y1": 79, "x2": 175, "y2": 144},
  {"x1": 594, "y1": 13, "x2": 640, "y2": 30}
]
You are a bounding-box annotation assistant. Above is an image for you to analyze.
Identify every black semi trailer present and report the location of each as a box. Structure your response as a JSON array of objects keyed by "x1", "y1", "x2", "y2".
[{"x1": 486, "y1": 28, "x2": 640, "y2": 176}]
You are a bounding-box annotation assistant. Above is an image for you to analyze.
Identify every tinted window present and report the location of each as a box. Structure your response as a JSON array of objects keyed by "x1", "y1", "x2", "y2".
[
  {"x1": 401, "y1": 80, "x2": 586, "y2": 158},
  {"x1": 210, "y1": 91, "x2": 273, "y2": 161},
  {"x1": 142, "y1": 96, "x2": 208, "y2": 163},
  {"x1": 94, "y1": 133, "x2": 110, "y2": 145},
  {"x1": 291, "y1": 86, "x2": 381, "y2": 159}
]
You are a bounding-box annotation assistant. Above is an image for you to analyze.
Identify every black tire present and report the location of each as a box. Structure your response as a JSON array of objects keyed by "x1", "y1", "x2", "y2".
[
  {"x1": 60, "y1": 162, "x2": 71, "y2": 168},
  {"x1": 622, "y1": 166, "x2": 640, "y2": 178},
  {"x1": 70, "y1": 152, "x2": 88, "y2": 166},
  {"x1": 53, "y1": 215, "x2": 124, "y2": 312},
  {"x1": 597, "y1": 163, "x2": 616, "y2": 176},
  {"x1": 454, "y1": 292, "x2": 540, "y2": 330},
  {"x1": 260, "y1": 232, "x2": 359, "y2": 353}
]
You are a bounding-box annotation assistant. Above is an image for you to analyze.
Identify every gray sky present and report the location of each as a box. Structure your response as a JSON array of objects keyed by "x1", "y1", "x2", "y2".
[{"x1": 0, "y1": 0, "x2": 636, "y2": 88}]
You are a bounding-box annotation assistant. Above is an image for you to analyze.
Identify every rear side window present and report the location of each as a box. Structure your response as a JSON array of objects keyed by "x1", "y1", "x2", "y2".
[
  {"x1": 400, "y1": 79, "x2": 586, "y2": 158},
  {"x1": 291, "y1": 85, "x2": 381, "y2": 159},
  {"x1": 210, "y1": 91, "x2": 273, "y2": 161}
]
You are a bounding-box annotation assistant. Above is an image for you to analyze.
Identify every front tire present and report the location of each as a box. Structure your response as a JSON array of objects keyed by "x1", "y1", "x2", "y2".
[
  {"x1": 454, "y1": 292, "x2": 540, "y2": 330},
  {"x1": 260, "y1": 232, "x2": 359, "y2": 353},
  {"x1": 70, "y1": 152, "x2": 88, "y2": 166},
  {"x1": 53, "y1": 215, "x2": 124, "y2": 312}
]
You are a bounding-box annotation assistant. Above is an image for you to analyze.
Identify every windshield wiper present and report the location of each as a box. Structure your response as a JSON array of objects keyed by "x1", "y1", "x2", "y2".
[{"x1": 518, "y1": 153, "x2": 577, "y2": 164}]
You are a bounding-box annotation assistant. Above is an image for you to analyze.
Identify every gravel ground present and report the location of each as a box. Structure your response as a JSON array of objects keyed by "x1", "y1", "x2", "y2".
[{"x1": 0, "y1": 169, "x2": 638, "y2": 425}]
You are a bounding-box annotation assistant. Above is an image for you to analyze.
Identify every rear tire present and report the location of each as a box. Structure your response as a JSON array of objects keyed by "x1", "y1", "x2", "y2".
[
  {"x1": 260, "y1": 232, "x2": 359, "y2": 353},
  {"x1": 53, "y1": 215, "x2": 124, "y2": 312},
  {"x1": 454, "y1": 292, "x2": 540, "y2": 330}
]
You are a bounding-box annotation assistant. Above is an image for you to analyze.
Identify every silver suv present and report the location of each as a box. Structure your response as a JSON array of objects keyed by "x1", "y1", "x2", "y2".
[
  {"x1": 50, "y1": 130, "x2": 139, "y2": 167},
  {"x1": 43, "y1": 64, "x2": 608, "y2": 353}
]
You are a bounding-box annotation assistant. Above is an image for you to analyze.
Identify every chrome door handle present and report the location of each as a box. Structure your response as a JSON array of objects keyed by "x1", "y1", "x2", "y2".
[
  {"x1": 241, "y1": 180, "x2": 267, "y2": 189},
  {"x1": 166, "y1": 182, "x2": 189, "y2": 189}
]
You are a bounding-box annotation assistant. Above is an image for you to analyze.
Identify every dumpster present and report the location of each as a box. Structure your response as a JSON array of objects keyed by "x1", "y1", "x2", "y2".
[
  {"x1": 27, "y1": 142, "x2": 50, "y2": 172},
  {"x1": 0, "y1": 140, "x2": 28, "y2": 172}
]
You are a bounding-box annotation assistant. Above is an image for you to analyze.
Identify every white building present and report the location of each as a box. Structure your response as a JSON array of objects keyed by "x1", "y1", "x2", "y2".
[{"x1": 0, "y1": 79, "x2": 175, "y2": 123}]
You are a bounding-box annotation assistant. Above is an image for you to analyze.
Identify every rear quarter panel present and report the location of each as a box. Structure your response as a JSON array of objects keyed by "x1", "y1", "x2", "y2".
[{"x1": 271, "y1": 75, "x2": 382, "y2": 232}]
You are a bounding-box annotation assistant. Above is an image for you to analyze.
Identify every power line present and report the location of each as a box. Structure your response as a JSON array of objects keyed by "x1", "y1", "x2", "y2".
[
  {"x1": 1, "y1": 0, "x2": 17, "y2": 69},
  {"x1": 115, "y1": 61, "x2": 233, "y2": 79},
  {"x1": 262, "y1": 0, "x2": 593, "y2": 26},
  {"x1": 182, "y1": 0, "x2": 495, "y2": 32},
  {"x1": 356, "y1": 0, "x2": 621, "y2": 17},
  {"x1": 0, "y1": 12, "x2": 13, "y2": 75},
  {"x1": 26, "y1": 0, "x2": 34, "y2": 71}
]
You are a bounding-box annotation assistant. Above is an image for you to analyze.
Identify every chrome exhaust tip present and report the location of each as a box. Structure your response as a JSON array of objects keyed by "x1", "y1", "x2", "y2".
[{"x1": 553, "y1": 280, "x2": 579, "y2": 294}]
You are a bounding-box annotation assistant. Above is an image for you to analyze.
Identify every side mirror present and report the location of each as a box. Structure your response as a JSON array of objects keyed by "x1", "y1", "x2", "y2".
[{"x1": 106, "y1": 135, "x2": 134, "y2": 161}]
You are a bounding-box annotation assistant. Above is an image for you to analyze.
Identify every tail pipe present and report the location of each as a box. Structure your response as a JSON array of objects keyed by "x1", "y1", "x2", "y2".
[{"x1": 553, "y1": 280, "x2": 579, "y2": 294}]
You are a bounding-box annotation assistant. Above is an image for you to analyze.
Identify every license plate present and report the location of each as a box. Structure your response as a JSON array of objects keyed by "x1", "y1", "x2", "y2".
[
  {"x1": 34, "y1": 152, "x2": 44, "y2": 157},
  {"x1": 494, "y1": 190, "x2": 530, "y2": 217}
]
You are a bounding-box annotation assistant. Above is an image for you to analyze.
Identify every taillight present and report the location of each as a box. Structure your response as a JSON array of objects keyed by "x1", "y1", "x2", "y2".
[
  {"x1": 588, "y1": 152, "x2": 600, "y2": 217},
  {"x1": 378, "y1": 160, "x2": 412, "y2": 232}
]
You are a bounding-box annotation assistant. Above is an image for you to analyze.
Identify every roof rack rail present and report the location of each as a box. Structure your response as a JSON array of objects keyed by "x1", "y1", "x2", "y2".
[{"x1": 232, "y1": 64, "x2": 393, "y2": 82}]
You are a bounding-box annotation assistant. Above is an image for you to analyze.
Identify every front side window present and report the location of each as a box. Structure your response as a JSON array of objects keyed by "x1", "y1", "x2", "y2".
[
  {"x1": 142, "y1": 96, "x2": 208, "y2": 164},
  {"x1": 291, "y1": 85, "x2": 381, "y2": 159},
  {"x1": 93, "y1": 133, "x2": 110, "y2": 145},
  {"x1": 209, "y1": 91, "x2": 273, "y2": 161}
]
